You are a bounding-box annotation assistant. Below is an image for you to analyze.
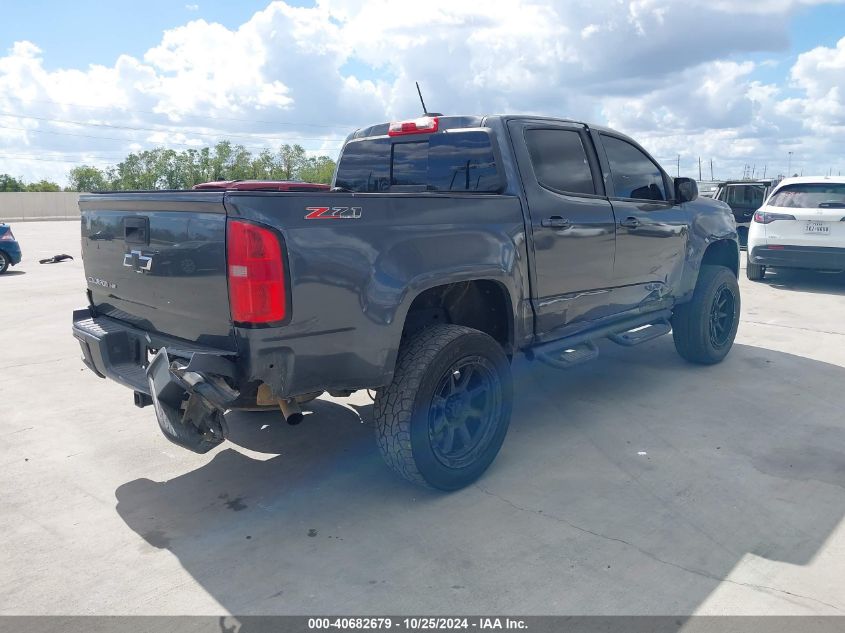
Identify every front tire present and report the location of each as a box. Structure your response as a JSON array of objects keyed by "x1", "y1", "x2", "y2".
[
  {"x1": 373, "y1": 324, "x2": 512, "y2": 491},
  {"x1": 672, "y1": 265, "x2": 740, "y2": 365}
]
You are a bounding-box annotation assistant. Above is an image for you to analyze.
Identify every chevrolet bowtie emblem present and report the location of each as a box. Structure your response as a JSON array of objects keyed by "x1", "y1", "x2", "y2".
[{"x1": 123, "y1": 249, "x2": 153, "y2": 272}]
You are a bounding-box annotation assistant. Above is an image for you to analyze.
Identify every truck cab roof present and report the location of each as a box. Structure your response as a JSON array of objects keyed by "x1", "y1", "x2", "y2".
[{"x1": 348, "y1": 114, "x2": 614, "y2": 140}]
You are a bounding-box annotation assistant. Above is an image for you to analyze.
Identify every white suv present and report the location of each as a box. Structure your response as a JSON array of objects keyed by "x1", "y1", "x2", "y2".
[{"x1": 746, "y1": 176, "x2": 845, "y2": 280}]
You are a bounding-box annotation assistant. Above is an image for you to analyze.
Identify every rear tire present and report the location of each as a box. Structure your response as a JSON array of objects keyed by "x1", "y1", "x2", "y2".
[
  {"x1": 737, "y1": 226, "x2": 748, "y2": 250},
  {"x1": 0, "y1": 251, "x2": 8, "y2": 274},
  {"x1": 672, "y1": 265, "x2": 740, "y2": 365},
  {"x1": 373, "y1": 324, "x2": 512, "y2": 491},
  {"x1": 746, "y1": 259, "x2": 766, "y2": 281}
]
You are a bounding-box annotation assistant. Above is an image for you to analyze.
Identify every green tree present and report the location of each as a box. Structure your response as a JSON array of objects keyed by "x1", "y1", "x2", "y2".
[
  {"x1": 0, "y1": 173, "x2": 25, "y2": 191},
  {"x1": 299, "y1": 155, "x2": 336, "y2": 184},
  {"x1": 228, "y1": 144, "x2": 254, "y2": 180},
  {"x1": 67, "y1": 165, "x2": 108, "y2": 191},
  {"x1": 211, "y1": 141, "x2": 234, "y2": 181},
  {"x1": 175, "y1": 149, "x2": 203, "y2": 188},
  {"x1": 26, "y1": 180, "x2": 62, "y2": 192},
  {"x1": 252, "y1": 148, "x2": 276, "y2": 180},
  {"x1": 62, "y1": 141, "x2": 338, "y2": 191},
  {"x1": 111, "y1": 153, "x2": 143, "y2": 190},
  {"x1": 278, "y1": 144, "x2": 307, "y2": 180}
]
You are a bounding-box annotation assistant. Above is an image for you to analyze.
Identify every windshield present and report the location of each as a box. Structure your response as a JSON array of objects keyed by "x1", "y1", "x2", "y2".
[{"x1": 768, "y1": 183, "x2": 845, "y2": 208}]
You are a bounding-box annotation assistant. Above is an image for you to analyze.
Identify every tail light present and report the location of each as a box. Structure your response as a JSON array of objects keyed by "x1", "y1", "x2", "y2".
[
  {"x1": 388, "y1": 116, "x2": 439, "y2": 136},
  {"x1": 0, "y1": 228, "x2": 14, "y2": 241},
  {"x1": 753, "y1": 211, "x2": 796, "y2": 224},
  {"x1": 227, "y1": 219, "x2": 287, "y2": 324}
]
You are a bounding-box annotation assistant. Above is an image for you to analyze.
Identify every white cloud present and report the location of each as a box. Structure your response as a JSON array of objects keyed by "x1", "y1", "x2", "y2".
[
  {"x1": 185, "y1": 3, "x2": 199, "y2": 10},
  {"x1": 789, "y1": 35, "x2": 845, "y2": 120},
  {"x1": 0, "y1": 0, "x2": 844, "y2": 184}
]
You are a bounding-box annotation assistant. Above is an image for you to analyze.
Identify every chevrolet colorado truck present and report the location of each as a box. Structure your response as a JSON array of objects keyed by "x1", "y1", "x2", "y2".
[{"x1": 73, "y1": 114, "x2": 740, "y2": 490}]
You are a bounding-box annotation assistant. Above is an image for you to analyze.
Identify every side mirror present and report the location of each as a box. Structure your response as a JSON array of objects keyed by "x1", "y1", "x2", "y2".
[{"x1": 675, "y1": 177, "x2": 698, "y2": 203}]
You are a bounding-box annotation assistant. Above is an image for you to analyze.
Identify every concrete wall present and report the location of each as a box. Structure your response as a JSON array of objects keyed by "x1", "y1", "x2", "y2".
[{"x1": 0, "y1": 192, "x2": 82, "y2": 221}]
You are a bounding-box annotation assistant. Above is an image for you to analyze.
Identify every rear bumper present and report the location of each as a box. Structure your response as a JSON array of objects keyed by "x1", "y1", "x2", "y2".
[
  {"x1": 1, "y1": 242, "x2": 21, "y2": 265},
  {"x1": 73, "y1": 303, "x2": 389, "y2": 412},
  {"x1": 749, "y1": 245, "x2": 845, "y2": 270},
  {"x1": 72, "y1": 309, "x2": 236, "y2": 394},
  {"x1": 73, "y1": 309, "x2": 239, "y2": 453}
]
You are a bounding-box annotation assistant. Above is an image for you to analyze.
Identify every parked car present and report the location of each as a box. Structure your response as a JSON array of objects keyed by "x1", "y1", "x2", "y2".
[
  {"x1": 713, "y1": 179, "x2": 779, "y2": 248},
  {"x1": 0, "y1": 223, "x2": 22, "y2": 273},
  {"x1": 747, "y1": 176, "x2": 845, "y2": 280},
  {"x1": 73, "y1": 114, "x2": 740, "y2": 490},
  {"x1": 696, "y1": 180, "x2": 721, "y2": 198}
]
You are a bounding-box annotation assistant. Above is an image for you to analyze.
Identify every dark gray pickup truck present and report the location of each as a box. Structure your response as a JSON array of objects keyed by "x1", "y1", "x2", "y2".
[{"x1": 73, "y1": 114, "x2": 740, "y2": 490}]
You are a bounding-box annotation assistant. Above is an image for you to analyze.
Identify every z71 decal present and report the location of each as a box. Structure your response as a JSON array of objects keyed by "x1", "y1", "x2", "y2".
[{"x1": 305, "y1": 206, "x2": 362, "y2": 220}]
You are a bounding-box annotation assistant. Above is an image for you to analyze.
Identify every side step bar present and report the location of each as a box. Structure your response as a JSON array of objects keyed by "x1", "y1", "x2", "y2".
[
  {"x1": 534, "y1": 340, "x2": 600, "y2": 370},
  {"x1": 529, "y1": 310, "x2": 672, "y2": 370},
  {"x1": 608, "y1": 320, "x2": 672, "y2": 347}
]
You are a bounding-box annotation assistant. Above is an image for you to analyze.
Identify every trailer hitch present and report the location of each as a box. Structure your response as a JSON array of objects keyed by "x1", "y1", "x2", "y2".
[{"x1": 146, "y1": 347, "x2": 239, "y2": 454}]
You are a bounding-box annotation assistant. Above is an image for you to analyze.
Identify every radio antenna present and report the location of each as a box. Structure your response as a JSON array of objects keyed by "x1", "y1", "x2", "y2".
[{"x1": 415, "y1": 82, "x2": 428, "y2": 115}]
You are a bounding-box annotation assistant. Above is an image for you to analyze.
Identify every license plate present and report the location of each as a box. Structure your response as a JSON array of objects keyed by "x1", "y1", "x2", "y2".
[{"x1": 805, "y1": 221, "x2": 830, "y2": 234}]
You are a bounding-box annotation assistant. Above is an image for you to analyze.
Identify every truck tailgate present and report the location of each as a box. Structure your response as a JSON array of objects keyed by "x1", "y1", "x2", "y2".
[{"x1": 79, "y1": 193, "x2": 235, "y2": 350}]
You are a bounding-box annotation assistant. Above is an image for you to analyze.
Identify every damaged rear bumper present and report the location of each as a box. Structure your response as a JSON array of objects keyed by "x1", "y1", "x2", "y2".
[{"x1": 72, "y1": 309, "x2": 240, "y2": 453}]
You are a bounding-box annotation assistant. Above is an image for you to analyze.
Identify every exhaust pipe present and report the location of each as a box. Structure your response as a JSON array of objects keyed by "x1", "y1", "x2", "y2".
[
  {"x1": 278, "y1": 398, "x2": 304, "y2": 425},
  {"x1": 256, "y1": 383, "x2": 305, "y2": 425}
]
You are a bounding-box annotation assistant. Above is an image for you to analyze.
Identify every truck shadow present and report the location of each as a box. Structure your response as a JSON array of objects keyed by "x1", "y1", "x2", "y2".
[{"x1": 114, "y1": 340, "x2": 845, "y2": 615}]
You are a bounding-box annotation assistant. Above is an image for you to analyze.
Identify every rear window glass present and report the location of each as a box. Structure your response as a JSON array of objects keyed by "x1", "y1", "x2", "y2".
[
  {"x1": 392, "y1": 142, "x2": 427, "y2": 186},
  {"x1": 724, "y1": 184, "x2": 767, "y2": 209},
  {"x1": 768, "y1": 183, "x2": 845, "y2": 208},
  {"x1": 335, "y1": 130, "x2": 502, "y2": 193}
]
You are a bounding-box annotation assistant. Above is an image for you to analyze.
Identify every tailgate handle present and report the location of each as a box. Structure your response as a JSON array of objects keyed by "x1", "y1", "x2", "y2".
[{"x1": 124, "y1": 217, "x2": 149, "y2": 244}]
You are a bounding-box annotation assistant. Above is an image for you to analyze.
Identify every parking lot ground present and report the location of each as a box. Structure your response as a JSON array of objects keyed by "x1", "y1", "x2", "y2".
[{"x1": 1, "y1": 221, "x2": 844, "y2": 615}]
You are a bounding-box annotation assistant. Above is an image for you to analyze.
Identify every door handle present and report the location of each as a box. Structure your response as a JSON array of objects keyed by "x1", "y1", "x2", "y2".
[
  {"x1": 620, "y1": 217, "x2": 641, "y2": 229},
  {"x1": 124, "y1": 217, "x2": 149, "y2": 244},
  {"x1": 541, "y1": 216, "x2": 572, "y2": 229}
]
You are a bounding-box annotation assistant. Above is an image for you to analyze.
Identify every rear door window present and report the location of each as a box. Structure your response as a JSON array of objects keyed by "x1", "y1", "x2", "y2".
[
  {"x1": 601, "y1": 135, "x2": 666, "y2": 201},
  {"x1": 725, "y1": 184, "x2": 766, "y2": 210},
  {"x1": 335, "y1": 130, "x2": 502, "y2": 193},
  {"x1": 523, "y1": 128, "x2": 595, "y2": 195}
]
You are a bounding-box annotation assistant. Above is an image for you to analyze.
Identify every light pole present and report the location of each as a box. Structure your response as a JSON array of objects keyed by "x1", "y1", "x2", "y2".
[{"x1": 787, "y1": 151, "x2": 793, "y2": 177}]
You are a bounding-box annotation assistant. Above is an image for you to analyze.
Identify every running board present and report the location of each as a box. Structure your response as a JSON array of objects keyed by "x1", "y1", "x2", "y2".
[
  {"x1": 529, "y1": 310, "x2": 672, "y2": 371},
  {"x1": 535, "y1": 341, "x2": 599, "y2": 370},
  {"x1": 607, "y1": 319, "x2": 672, "y2": 347}
]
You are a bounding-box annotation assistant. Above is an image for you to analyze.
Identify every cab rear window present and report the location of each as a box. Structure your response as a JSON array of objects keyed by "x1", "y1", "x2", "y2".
[
  {"x1": 335, "y1": 130, "x2": 503, "y2": 193},
  {"x1": 768, "y1": 183, "x2": 845, "y2": 208}
]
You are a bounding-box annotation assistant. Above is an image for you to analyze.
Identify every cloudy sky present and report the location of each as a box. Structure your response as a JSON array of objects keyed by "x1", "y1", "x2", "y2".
[{"x1": 1, "y1": 0, "x2": 844, "y2": 186}]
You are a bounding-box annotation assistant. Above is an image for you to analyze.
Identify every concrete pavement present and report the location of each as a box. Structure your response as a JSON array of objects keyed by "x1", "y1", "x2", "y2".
[{"x1": 1, "y1": 221, "x2": 843, "y2": 615}]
